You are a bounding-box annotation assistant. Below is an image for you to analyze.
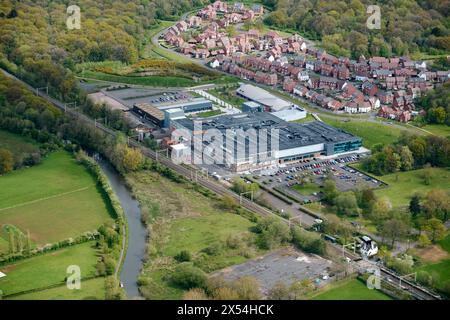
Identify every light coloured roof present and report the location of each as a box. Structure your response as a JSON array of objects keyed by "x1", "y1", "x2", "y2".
[{"x1": 237, "y1": 84, "x2": 292, "y2": 111}]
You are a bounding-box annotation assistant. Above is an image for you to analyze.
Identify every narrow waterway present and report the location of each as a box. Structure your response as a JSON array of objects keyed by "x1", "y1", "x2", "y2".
[{"x1": 97, "y1": 159, "x2": 147, "y2": 299}]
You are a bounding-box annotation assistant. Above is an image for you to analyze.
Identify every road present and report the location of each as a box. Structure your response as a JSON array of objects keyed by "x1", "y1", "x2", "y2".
[{"x1": 2, "y1": 67, "x2": 440, "y2": 300}]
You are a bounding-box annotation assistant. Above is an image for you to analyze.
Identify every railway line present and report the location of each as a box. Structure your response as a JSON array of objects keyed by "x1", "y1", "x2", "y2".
[{"x1": 1, "y1": 67, "x2": 442, "y2": 301}]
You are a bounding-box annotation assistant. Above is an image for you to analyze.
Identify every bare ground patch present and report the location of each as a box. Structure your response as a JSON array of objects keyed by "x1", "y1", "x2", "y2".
[{"x1": 416, "y1": 245, "x2": 450, "y2": 263}]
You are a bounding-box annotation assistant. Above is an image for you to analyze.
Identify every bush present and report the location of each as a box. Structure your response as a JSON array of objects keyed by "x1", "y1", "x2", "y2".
[
  {"x1": 202, "y1": 242, "x2": 223, "y2": 256},
  {"x1": 175, "y1": 250, "x2": 192, "y2": 262},
  {"x1": 170, "y1": 263, "x2": 207, "y2": 290},
  {"x1": 417, "y1": 271, "x2": 433, "y2": 287},
  {"x1": 291, "y1": 226, "x2": 326, "y2": 255}
]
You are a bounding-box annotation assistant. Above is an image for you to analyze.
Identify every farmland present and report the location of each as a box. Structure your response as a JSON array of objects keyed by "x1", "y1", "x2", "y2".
[
  {"x1": 0, "y1": 151, "x2": 114, "y2": 249},
  {"x1": 0, "y1": 242, "x2": 100, "y2": 297}
]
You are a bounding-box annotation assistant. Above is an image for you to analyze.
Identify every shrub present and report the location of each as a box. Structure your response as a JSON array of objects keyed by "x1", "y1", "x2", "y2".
[
  {"x1": 170, "y1": 263, "x2": 207, "y2": 290},
  {"x1": 175, "y1": 250, "x2": 192, "y2": 262},
  {"x1": 291, "y1": 226, "x2": 326, "y2": 255},
  {"x1": 202, "y1": 242, "x2": 223, "y2": 256}
]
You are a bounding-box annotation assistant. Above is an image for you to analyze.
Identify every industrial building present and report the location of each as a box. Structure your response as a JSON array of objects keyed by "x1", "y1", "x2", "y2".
[
  {"x1": 172, "y1": 112, "x2": 362, "y2": 172},
  {"x1": 157, "y1": 97, "x2": 213, "y2": 113},
  {"x1": 236, "y1": 84, "x2": 294, "y2": 112}
]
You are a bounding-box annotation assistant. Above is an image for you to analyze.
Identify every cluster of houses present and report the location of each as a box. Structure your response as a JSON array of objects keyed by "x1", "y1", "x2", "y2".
[{"x1": 164, "y1": 1, "x2": 450, "y2": 123}]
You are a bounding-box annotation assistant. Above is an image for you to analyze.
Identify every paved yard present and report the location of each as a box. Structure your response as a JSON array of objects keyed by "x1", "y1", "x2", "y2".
[{"x1": 212, "y1": 247, "x2": 335, "y2": 295}]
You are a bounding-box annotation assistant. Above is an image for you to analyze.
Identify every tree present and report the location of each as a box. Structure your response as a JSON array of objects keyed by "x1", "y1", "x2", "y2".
[
  {"x1": 409, "y1": 195, "x2": 421, "y2": 218},
  {"x1": 399, "y1": 146, "x2": 414, "y2": 171},
  {"x1": 380, "y1": 219, "x2": 408, "y2": 248},
  {"x1": 422, "y1": 189, "x2": 450, "y2": 221},
  {"x1": 268, "y1": 281, "x2": 290, "y2": 300},
  {"x1": 0, "y1": 148, "x2": 13, "y2": 174},
  {"x1": 371, "y1": 197, "x2": 392, "y2": 222},
  {"x1": 256, "y1": 217, "x2": 291, "y2": 249},
  {"x1": 424, "y1": 218, "x2": 446, "y2": 243},
  {"x1": 120, "y1": 145, "x2": 144, "y2": 172},
  {"x1": 222, "y1": 195, "x2": 237, "y2": 210},
  {"x1": 417, "y1": 233, "x2": 431, "y2": 248},
  {"x1": 335, "y1": 192, "x2": 359, "y2": 216},
  {"x1": 322, "y1": 178, "x2": 338, "y2": 204}
]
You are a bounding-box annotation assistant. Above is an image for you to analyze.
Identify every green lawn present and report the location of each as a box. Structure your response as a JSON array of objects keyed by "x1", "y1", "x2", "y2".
[
  {"x1": 291, "y1": 183, "x2": 321, "y2": 195},
  {"x1": 366, "y1": 167, "x2": 450, "y2": 209},
  {"x1": 322, "y1": 119, "x2": 405, "y2": 149},
  {"x1": 293, "y1": 113, "x2": 315, "y2": 123},
  {"x1": 312, "y1": 278, "x2": 392, "y2": 300},
  {"x1": 0, "y1": 151, "x2": 114, "y2": 248},
  {"x1": 8, "y1": 277, "x2": 105, "y2": 300},
  {"x1": 0, "y1": 130, "x2": 40, "y2": 163},
  {"x1": 421, "y1": 124, "x2": 450, "y2": 137},
  {"x1": 194, "y1": 109, "x2": 224, "y2": 118},
  {"x1": 0, "y1": 242, "x2": 100, "y2": 296}
]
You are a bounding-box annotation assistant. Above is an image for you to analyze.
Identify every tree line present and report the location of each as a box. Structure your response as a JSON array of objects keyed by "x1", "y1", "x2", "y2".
[{"x1": 262, "y1": 0, "x2": 450, "y2": 59}]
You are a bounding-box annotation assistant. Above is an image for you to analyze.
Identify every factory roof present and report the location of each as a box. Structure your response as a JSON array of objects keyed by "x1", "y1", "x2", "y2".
[
  {"x1": 135, "y1": 103, "x2": 165, "y2": 121},
  {"x1": 174, "y1": 112, "x2": 360, "y2": 151},
  {"x1": 237, "y1": 84, "x2": 293, "y2": 111}
]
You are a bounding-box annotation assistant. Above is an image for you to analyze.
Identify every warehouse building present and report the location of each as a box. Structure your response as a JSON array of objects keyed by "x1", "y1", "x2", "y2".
[
  {"x1": 157, "y1": 97, "x2": 213, "y2": 113},
  {"x1": 132, "y1": 103, "x2": 165, "y2": 127},
  {"x1": 172, "y1": 112, "x2": 362, "y2": 172},
  {"x1": 236, "y1": 84, "x2": 294, "y2": 112}
]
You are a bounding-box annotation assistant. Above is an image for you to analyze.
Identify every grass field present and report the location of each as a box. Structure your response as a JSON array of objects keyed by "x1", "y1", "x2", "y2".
[
  {"x1": 417, "y1": 234, "x2": 450, "y2": 292},
  {"x1": 291, "y1": 183, "x2": 321, "y2": 195},
  {"x1": 322, "y1": 118, "x2": 405, "y2": 149},
  {"x1": 421, "y1": 124, "x2": 450, "y2": 137},
  {"x1": 311, "y1": 278, "x2": 392, "y2": 300},
  {"x1": 0, "y1": 130, "x2": 40, "y2": 163},
  {"x1": 293, "y1": 113, "x2": 315, "y2": 123},
  {"x1": 361, "y1": 167, "x2": 450, "y2": 209},
  {"x1": 127, "y1": 171, "x2": 261, "y2": 299},
  {"x1": 194, "y1": 109, "x2": 224, "y2": 118},
  {"x1": 0, "y1": 151, "x2": 114, "y2": 248},
  {"x1": 0, "y1": 242, "x2": 100, "y2": 296},
  {"x1": 8, "y1": 278, "x2": 105, "y2": 300}
]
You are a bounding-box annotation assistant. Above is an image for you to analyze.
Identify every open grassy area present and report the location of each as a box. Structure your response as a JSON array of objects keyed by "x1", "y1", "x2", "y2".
[
  {"x1": 293, "y1": 113, "x2": 315, "y2": 123},
  {"x1": 127, "y1": 170, "x2": 261, "y2": 299},
  {"x1": 208, "y1": 86, "x2": 247, "y2": 107},
  {"x1": 0, "y1": 130, "x2": 40, "y2": 163},
  {"x1": 0, "y1": 242, "x2": 100, "y2": 296},
  {"x1": 291, "y1": 183, "x2": 321, "y2": 195},
  {"x1": 416, "y1": 233, "x2": 450, "y2": 293},
  {"x1": 311, "y1": 278, "x2": 392, "y2": 300},
  {"x1": 8, "y1": 277, "x2": 105, "y2": 300},
  {"x1": 0, "y1": 151, "x2": 114, "y2": 248},
  {"x1": 356, "y1": 166, "x2": 450, "y2": 209},
  {"x1": 194, "y1": 109, "x2": 224, "y2": 118},
  {"x1": 322, "y1": 118, "x2": 405, "y2": 149},
  {"x1": 421, "y1": 124, "x2": 450, "y2": 137}
]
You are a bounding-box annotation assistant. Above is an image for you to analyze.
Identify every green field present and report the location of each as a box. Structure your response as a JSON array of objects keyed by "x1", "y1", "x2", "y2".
[
  {"x1": 312, "y1": 278, "x2": 393, "y2": 300},
  {"x1": 0, "y1": 151, "x2": 114, "y2": 248},
  {"x1": 0, "y1": 130, "x2": 40, "y2": 163},
  {"x1": 417, "y1": 234, "x2": 450, "y2": 292},
  {"x1": 421, "y1": 124, "x2": 450, "y2": 137},
  {"x1": 367, "y1": 167, "x2": 450, "y2": 209},
  {"x1": 322, "y1": 118, "x2": 405, "y2": 149},
  {"x1": 194, "y1": 109, "x2": 224, "y2": 118},
  {"x1": 128, "y1": 171, "x2": 261, "y2": 299},
  {"x1": 293, "y1": 113, "x2": 315, "y2": 123},
  {"x1": 8, "y1": 278, "x2": 105, "y2": 300},
  {"x1": 292, "y1": 183, "x2": 321, "y2": 195},
  {"x1": 0, "y1": 242, "x2": 100, "y2": 296},
  {"x1": 79, "y1": 70, "x2": 196, "y2": 87}
]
